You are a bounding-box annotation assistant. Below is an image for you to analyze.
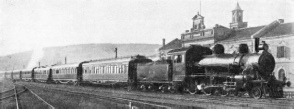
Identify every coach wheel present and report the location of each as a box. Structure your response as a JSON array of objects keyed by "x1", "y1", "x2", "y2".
[
  {"x1": 168, "y1": 85, "x2": 176, "y2": 93},
  {"x1": 251, "y1": 87, "x2": 262, "y2": 99},
  {"x1": 73, "y1": 81, "x2": 79, "y2": 86},
  {"x1": 140, "y1": 85, "x2": 147, "y2": 91},
  {"x1": 160, "y1": 85, "x2": 168, "y2": 93},
  {"x1": 147, "y1": 85, "x2": 155, "y2": 92},
  {"x1": 187, "y1": 81, "x2": 198, "y2": 95}
]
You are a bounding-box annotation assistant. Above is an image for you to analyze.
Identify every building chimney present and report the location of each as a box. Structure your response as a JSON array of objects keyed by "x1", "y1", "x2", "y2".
[
  {"x1": 38, "y1": 62, "x2": 40, "y2": 67},
  {"x1": 65, "y1": 57, "x2": 67, "y2": 64},
  {"x1": 162, "y1": 38, "x2": 166, "y2": 46}
]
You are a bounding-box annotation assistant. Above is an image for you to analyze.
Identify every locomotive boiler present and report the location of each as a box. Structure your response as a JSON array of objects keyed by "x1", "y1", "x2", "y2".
[
  {"x1": 197, "y1": 43, "x2": 284, "y2": 98},
  {"x1": 196, "y1": 19, "x2": 287, "y2": 99}
]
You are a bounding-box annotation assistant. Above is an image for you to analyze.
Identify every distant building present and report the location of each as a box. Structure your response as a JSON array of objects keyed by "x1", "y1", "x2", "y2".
[
  {"x1": 218, "y1": 22, "x2": 294, "y2": 88},
  {"x1": 158, "y1": 38, "x2": 182, "y2": 59},
  {"x1": 162, "y1": 2, "x2": 294, "y2": 90},
  {"x1": 180, "y1": 12, "x2": 232, "y2": 47},
  {"x1": 230, "y1": 3, "x2": 248, "y2": 29}
]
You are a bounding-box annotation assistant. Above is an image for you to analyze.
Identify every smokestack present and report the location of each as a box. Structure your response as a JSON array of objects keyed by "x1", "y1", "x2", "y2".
[
  {"x1": 38, "y1": 62, "x2": 40, "y2": 68},
  {"x1": 162, "y1": 38, "x2": 165, "y2": 46},
  {"x1": 251, "y1": 19, "x2": 283, "y2": 53},
  {"x1": 65, "y1": 57, "x2": 67, "y2": 64}
]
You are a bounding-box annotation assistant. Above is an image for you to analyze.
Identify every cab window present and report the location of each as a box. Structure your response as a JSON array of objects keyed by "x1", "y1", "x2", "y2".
[{"x1": 174, "y1": 55, "x2": 182, "y2": 63}]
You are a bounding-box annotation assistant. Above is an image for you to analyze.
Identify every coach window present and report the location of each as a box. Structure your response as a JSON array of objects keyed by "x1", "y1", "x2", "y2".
[
  {"x1": 114, "y1": 65, "x2": 118, "y2": 74},
  {"x1": 125, "y1": 65, "x2": 128, "y2": 73},
  {"x1": 109, "y1": 66, "x2": 111, "y2": 74},
  {"x1": 122, "y1": 65, "x2": 125, "y2": 73},
  {"x1": 109, "y1": 66, "x2": 112, "y2": 74},
  {"x1": 97, "y1": 66, "x2": 100, "y2": 74},
  {"x1": 105, "y1": 66, "x2": 107, "y2": 74}
]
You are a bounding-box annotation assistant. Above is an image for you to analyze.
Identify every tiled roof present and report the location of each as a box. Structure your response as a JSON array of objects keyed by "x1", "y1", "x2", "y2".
[
  {"x1": 218, "y1": 22, "x2": 294, "y2": 43},
  {"x1": 168, "y1": 47, "x2": 189, "y2": 54},
  {"x1": 159, "y1": 38, "x2": 182, "y2": 51}
]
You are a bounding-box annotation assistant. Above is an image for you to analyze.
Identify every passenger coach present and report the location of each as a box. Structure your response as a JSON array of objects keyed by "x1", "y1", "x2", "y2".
[
  {"x1": 51, "y1": 63, "x2": 81, "y2": 84},
  {"x1": 81, "y1": 55, "x2": 152, "y2": 87}
]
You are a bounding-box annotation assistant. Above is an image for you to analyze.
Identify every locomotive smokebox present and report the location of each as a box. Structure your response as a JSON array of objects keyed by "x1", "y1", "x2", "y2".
[
  {"x1": 238, "y1": 44, "x2": 249, "y2": 54},
  {"x1": 212, "y1": 44, "x2": 225, "y2": 54}
]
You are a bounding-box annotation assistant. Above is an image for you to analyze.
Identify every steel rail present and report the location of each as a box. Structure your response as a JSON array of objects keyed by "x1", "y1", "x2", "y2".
[
  {"x1": 0, "y1": 88, "x2": 15, "y2": 94},
  {"x1": 0, "y1": 89, "x2": 27, "y2": 100},
  {"x1": 23, "y1": 83, "x2": 293, "y2": 108},
  {"x1": 22, "y1": 85, "x2": 55, "y2": 109},
  {"x1": 13, "y1": 85, "x2": 20, "y2": 109},
  {"x1": 25, "y1": 84, "x2": 171, "y2": 109}
]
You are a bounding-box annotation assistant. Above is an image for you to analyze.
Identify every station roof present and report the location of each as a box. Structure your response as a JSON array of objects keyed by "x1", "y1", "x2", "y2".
[
  {"x1": 159, "y1": 38, "x2": 182, "y2": 51},
  {"x1": 217, "y1": 22, "x2": 294, "y2": 43}
]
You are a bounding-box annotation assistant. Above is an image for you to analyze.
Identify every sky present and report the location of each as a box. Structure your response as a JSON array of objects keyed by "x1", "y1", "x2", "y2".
[{"x1": 0, "y1": 0, "x2": 293, "y2": 56}]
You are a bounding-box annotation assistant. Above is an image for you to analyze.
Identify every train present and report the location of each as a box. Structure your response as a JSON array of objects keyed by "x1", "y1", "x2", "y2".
[
  {"x1": 3, "y1": 42, "x2": 289, "y2": 99},
  {"x1": 3, "y1": 20, "x2": 290, "y2": 99}
]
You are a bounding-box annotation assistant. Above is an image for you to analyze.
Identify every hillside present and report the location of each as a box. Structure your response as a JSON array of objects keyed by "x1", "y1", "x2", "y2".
[{"x1": 0, "y1": 43, "x2": 161, "y2": 71}]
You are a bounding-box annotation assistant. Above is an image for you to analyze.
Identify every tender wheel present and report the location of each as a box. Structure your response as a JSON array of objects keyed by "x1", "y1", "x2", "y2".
[
  {"x1": 212, "y1": 88, "x2": 221, "y2": 96},
  {"x1": 251, "y1": 87, "x2": 263, "y2": 99},
  {"x1": 220, "y1": 89, "x2": 229, "y2": 97}
]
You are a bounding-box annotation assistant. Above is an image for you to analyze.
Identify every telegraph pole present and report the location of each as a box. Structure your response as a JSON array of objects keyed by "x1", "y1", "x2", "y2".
[{"x1": 114, "y1": 48, "x2": 118, "y2": 58}]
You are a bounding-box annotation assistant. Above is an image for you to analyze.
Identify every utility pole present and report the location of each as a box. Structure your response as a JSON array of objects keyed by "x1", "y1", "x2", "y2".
[{"x1": 114, "y1": 48, "x2": 118, "y2": 58}]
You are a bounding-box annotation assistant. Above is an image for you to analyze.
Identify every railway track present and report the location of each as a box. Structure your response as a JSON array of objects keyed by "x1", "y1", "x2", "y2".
[
  {"x1": 24, "y1": 84, "x2": 174, "y2": 109},
  {"x1": 21, "y1": 82, "x2": 294, "y2": 108},
  {"x1": 0, "y1": 84, "x2": 55, "y2": 109}
]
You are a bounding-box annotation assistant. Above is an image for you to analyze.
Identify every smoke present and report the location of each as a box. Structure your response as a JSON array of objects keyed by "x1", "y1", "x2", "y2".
[{"x1": 27, "y1": 47, "x2": 44, "y2": 69}]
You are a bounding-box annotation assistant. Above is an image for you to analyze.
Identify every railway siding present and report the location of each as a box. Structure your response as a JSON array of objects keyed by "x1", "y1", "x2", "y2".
[{"x1": 0, "y1": 80, "x2": 55, "y2": 109}]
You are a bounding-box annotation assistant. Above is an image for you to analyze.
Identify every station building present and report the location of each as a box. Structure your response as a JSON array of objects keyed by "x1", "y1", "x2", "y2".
[{"x1": 159, "y1": 3, "x2": 294, "y2": 90}]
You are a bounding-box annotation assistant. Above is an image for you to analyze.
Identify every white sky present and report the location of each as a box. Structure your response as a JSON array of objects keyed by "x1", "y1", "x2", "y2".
[{"x1": 0, "y1": 0, "x2": 293, "y2": 56}]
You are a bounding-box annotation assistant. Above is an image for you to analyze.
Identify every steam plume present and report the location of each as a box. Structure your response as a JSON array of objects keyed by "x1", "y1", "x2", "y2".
[{"x1": 27, "y1": 47, "x2": 44, "y2": 68}]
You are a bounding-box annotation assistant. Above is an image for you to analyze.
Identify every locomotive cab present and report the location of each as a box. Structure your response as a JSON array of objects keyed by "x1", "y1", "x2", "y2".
[{"x1": 168, "y1": 45, "x2": 212, "y2": 93}]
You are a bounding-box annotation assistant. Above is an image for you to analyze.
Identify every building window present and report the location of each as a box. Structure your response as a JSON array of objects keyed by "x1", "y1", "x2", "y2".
[
  {"x1": 278, "y1": 69, "x2": 286, "y2": 81},
  {"x1": 277, "y1": 46, "x2": 290, "y2": 58}
]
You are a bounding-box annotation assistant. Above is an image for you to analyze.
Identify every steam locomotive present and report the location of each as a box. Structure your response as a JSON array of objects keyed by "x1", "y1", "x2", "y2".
[{"x1": 3, "y1": 20, "x2": 289, "y2": 99}]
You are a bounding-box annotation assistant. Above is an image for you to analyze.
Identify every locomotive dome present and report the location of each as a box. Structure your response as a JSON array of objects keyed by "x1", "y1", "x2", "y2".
[
  {"x1": 238, "y1": 44, "x2": 249, "y2": 54},
  {"x1": 212, "y1": 44, "x2": 225, "y2": 54}
]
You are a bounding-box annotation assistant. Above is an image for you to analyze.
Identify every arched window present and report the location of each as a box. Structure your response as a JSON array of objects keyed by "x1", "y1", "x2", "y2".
[{"x1": 278, "y1": 69, "x2": 286, "y2": 81}]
